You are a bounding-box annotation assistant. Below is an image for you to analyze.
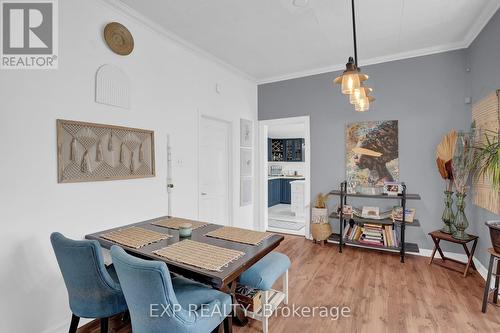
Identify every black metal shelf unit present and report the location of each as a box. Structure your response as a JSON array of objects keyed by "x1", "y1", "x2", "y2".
[{"x1": 327, "y1": 181, "x2": 421, "y2": 263}]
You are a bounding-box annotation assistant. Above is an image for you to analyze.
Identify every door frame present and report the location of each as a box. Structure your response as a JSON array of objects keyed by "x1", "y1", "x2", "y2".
[
  {"x1": 197, "y1": 113, "x2": 233, "y2": 226},
  {"x1": 258, "y1": 116, "x2": 311, "y2": 239}
]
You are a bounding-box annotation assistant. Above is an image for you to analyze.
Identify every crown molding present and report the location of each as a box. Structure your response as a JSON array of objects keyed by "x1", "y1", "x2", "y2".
[
  {"x1": 256, "y1": 41, "x2": 466, "y2": 85},
  {"x1": 99, "y1": 0, "x2": 256, "y2": 83},
  {"x1": 462, "y1": 0, "x2": 500, "y2": 47}
]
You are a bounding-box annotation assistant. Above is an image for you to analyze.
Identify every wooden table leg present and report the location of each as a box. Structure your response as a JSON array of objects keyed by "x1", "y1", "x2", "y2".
[
  {"x1": 220, "y1": 280, "x2": 248, "y2": 328},
  {"x1": 462, "y1": 242, "x2": 477, "y2": 271},
  {"x1": 494, "y1": 257, "x2": 500, "y2": 304},
  {"x1": 482, "y1": 255, "x2": 495, "y2": 313},
  {"x1": 463, "y1": 239, "x2": 478, "y2": 277},
  {"x1": 429, "y1": 237, "x2": 440, "y2": 265}
]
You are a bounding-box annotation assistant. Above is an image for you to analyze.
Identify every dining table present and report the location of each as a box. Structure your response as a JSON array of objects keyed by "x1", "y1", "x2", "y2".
[{"x1": 85, "y1": 216, "x2": 285, "y2": 332}]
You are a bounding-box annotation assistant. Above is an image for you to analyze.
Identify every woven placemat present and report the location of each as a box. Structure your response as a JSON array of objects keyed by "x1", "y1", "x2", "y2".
[
  {"x1": 153, "y1": 240, "x2": 245, "y2": 272},
  {"x1": 151, "y1": 217, "x2": 209, "y2": 230},
  {"x1": 205, "y1": 226, "x2": 273, "y2": 245},
  {"x1": 101, "y1": 227, "x2": 171, "y2": 249}
]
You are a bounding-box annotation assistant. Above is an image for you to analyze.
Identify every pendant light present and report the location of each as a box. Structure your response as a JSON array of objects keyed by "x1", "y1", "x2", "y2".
[
  {"x1": 349, "y1": 85, "x2": 372, "y2": 105},
  {"x1": 334, "y1": 0, "x2": 374, "y2": 111},
  {"x1": 354, "y1": 95, "x2": 375, "y2": 112}
]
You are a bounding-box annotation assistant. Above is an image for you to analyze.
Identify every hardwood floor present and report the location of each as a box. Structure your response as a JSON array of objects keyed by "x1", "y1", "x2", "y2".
[{"x1": 79, "y1": 236, "x2": 500, "y2": 333}]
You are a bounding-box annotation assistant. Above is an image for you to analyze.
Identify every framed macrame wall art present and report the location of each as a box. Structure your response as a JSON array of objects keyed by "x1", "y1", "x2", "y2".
[
  {"x1": 57, "y1": 119, "x2": 155, "y2": 183},
  {"x1": 472, "y1": 90, "x2": 500, "y2": 214}
]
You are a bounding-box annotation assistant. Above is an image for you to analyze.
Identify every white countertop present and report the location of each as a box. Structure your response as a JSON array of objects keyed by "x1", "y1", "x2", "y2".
[{"x1": 268, "y1": 175, "x2": 305, "y2": 180}]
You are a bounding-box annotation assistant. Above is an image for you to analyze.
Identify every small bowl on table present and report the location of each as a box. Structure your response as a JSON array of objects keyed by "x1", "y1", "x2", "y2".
[{"x1": 179, "y1": 223, "x2": 193, "y2": 238}]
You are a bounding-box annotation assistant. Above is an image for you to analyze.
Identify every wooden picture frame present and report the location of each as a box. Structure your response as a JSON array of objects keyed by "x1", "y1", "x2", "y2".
[{"x1": 57, "y1": 119, "x2": 155, "y2": 183}]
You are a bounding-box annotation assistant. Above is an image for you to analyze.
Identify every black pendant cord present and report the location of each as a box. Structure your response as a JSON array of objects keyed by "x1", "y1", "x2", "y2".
[{"x1": 351, "y1": 0, "x2": 358, "y2": 67}]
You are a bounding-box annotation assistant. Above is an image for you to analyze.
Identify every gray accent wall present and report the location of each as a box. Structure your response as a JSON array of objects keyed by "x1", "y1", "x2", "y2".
[
  {"x1": 467, "y1": 9, "x2": 500, "y2": 266},
  {"x1": 259, "y1": 50, "x2": 470, "y2": 254}
]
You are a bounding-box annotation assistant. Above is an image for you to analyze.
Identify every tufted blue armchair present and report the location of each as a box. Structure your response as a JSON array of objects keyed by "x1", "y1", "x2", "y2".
[
  {"x1": 50, "y1": 232, "x2": 128, "y2": 333},
  {"x1": 110, "y1": 245, "x2": 232, "y2": 333}
]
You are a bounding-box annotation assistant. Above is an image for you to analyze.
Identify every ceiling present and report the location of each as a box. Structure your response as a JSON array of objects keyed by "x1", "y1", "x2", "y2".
[{"x1": 115, "y1": 0, "x2": 500, "y2": 83}]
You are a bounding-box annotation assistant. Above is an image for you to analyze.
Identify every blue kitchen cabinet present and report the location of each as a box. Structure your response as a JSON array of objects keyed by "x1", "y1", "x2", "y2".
[
  {"x1": 268, "y1": 138, "x2": 304, "y2": 162},
  {"x1": 285, "y1": 139, "x2": 304, "y2": 162},
  {"x1": 268, "y1": 179, "x2": 281, "y2": 207}
]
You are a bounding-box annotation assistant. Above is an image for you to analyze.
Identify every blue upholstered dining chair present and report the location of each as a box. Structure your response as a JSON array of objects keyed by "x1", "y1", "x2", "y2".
[
  {"x1": 50, "y1": 232, "x2": 128, "y2": 333},
  {"x1": 110, "y1": 245, "x2": 232, "y2": 333}
]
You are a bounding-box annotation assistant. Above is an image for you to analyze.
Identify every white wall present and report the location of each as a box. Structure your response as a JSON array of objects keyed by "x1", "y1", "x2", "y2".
[{"x1": 0, "y1": 1, "x2": 257, "y2": 332}]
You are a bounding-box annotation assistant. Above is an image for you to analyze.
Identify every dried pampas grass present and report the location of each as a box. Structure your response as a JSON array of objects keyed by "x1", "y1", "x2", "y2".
[{"x1": 436, "y1": 130, "x2": 457, "y2": 180}]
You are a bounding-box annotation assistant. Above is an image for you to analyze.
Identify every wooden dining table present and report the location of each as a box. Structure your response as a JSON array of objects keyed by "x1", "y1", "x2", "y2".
[{"x1": 85, "y1": 216, "x2": 285, "y2": 332}]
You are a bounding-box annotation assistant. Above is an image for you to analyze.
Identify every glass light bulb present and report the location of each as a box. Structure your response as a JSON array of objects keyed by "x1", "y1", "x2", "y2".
[
  {"x1": 355, "y1": 96, "x2": 370, "y2": 112},
  {"x1": 349, "y1": 86, "x2": 367, "y2": 105},
  {"x1": 341, "y1": 72, "x2": 360, "y2": 95}
]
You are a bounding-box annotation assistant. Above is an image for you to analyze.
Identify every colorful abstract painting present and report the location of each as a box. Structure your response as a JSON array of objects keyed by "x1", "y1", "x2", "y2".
[{"x1": 346, "y1": 120, "x2": 399, "y2": 193}]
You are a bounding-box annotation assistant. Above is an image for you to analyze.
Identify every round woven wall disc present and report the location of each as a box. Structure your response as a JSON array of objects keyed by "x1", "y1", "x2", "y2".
[{"x1": 104, "y1": 22, "x2": 134, "y2": 56}]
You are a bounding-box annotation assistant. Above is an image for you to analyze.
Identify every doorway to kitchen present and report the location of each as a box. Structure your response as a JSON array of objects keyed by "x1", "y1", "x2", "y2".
[{"x1": 259, "y1": 116, "x2": 311, "y2": 237}]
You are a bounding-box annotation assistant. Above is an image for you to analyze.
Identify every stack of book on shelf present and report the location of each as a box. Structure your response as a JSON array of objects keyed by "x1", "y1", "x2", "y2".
[{"x1": 343, "y1": 223, "x2": 399, "y2": 248}]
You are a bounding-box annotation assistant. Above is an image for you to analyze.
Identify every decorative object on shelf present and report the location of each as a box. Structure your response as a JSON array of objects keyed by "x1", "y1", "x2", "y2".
[
  {"x1": 485, "y1": 220, "x2": 500, "y2": 254},
  {"x1": 178, "y1": 223, "x2": 193, "y2": 238},
  {"x1": 104, "y1": 22, "x2": 134, "y2": 56},
  {"x1": 392, "y1": 207, "x2": 416, "y2": 223},
  {"x1": 342, "y1": 205, "x2": 353, "y2": 218},
  {"x1": 451, "y1": 127, "x2": 477, "y2": 240},
  {"x1": 57, "y1": 119, "x2": 155, "y2": 183},
  {"x1": 361, "y1": 206, "x2": 379, "y2": 219},
  {"x1": 354, "y1": 184, "x2": 383, "y2": 196},
  {"x1": 383, "y1": 182, "x2": 402, "y2": 196},
  {"x1": 471, "y1": 90, "x2": 500, "y2": 214},
  {"x1": 352, "y1": 206, "x2": 392, "y2": 220},
  {"x1": 346, "y1": 120, "x2": 399, "y2": 193},
  {"x1": 436, "y1": 130, "x2": 458, "y2": 233},
  {"x1": 95, "y1": 64, "x2": 130, "y2": 109},
  {"x1": 333, "y1": 0, "x2": 375, "y2": 112},
  {"x1": 311, "y1": 193, "x2": 332, "y2": 245},
  {"x1": 240, "y1": 119, "x2": 253, "y2": 147},
  {"x1": 329, "y1": 181, "x2": 421, "y2": 262}
]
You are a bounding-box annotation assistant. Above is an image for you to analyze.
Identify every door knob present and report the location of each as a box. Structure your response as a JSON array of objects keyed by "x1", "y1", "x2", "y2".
[{"x1": 201, "y1": 192, "x2": 207, "y2": 196}]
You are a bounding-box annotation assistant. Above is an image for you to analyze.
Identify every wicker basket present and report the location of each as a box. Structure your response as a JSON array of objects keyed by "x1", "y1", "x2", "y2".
[{"x1": 311, "y1": 223, "x2": 332, "y2": 243}]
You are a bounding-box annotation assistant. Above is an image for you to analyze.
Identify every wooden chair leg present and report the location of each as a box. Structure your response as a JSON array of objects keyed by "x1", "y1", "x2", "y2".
[
  {"x1": 121, "y1": 310, "x2": 130, "y2": 323},
  {"x1": 283, "y1": 270, "x2": 289, "y2": 305},
  {"x1": 212, "y1": 321, "x2": 224, "y2": 333},
  {"x1": 262, "y1": 290, "x2": 269, "y2": 333},
  {"x1": 100, "y1": 317, "x2": 108, "y2": 333},
  {"x1": 69, "y1": 314, "x2": 79, "y2": 333},
  {"x1": 262, "y1": 316, "x2": 269, "y2": 333},
  {"x1": 482, "y1": 255, "x2": 495, "y2": 313},
  {"x1": 223, "y1": 315, "x2": 233, "y2": 333}
]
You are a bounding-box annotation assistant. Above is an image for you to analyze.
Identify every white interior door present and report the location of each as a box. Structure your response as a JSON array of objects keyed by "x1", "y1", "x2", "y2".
[{"x1": 198, "y1": 116, "x2": 231, "y2": 225}]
